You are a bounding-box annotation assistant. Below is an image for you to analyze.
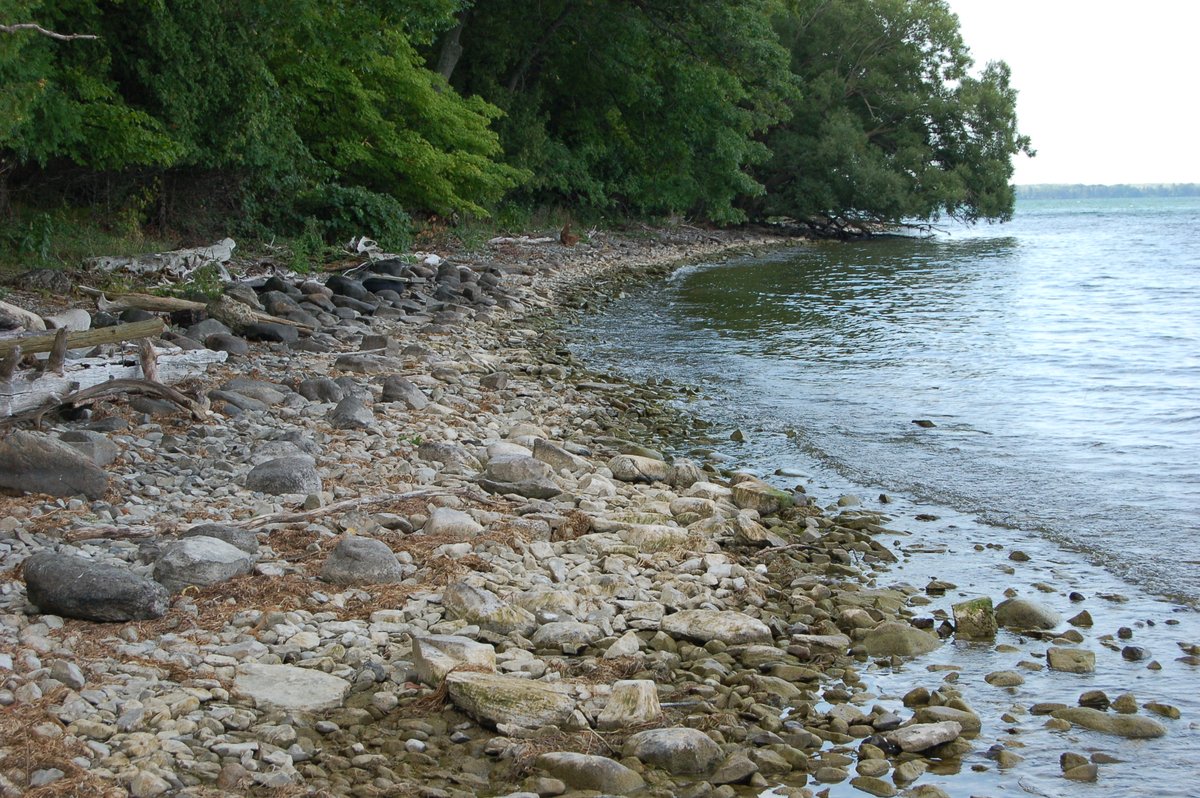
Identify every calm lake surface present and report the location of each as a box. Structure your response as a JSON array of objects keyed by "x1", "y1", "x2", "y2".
[
  {"x1": 573, "y1": 199, "x2": 1200, "y2": 796},
  {"x1": 576, "y1": 197, "x2": 1200, "y2": 604}
]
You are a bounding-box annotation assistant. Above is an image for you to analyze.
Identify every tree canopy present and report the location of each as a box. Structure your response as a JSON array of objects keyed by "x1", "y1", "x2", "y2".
[{"x1": 0, "y1": 0, "x2": 1032, "y2": 243}]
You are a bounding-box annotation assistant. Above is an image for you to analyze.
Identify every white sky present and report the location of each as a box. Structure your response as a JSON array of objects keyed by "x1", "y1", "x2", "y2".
[{"x1": 947, "y1": 0, "x2": 1200, "y2": 185}]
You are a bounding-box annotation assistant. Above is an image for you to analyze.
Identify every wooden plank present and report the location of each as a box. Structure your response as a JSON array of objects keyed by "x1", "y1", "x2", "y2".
[
  {"x1": 0, "y1": 347, "x2": 226, "y2": 417},
  {"x1": 0, "y1": 318, "x2": 165, "y2": 357}
]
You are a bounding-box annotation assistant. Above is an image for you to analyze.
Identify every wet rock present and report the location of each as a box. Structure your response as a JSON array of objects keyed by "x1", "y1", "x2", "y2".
[
  {"x1": 1047, "y1": 647, "x2": 1096, "y2": 674},
  {"x1": 884, "y1": 721, "x2": 962, "y2": 753},
  {"x1": 234, "y1": 663, "x2": 350, "y2": 712},
  {"x1": 660, "y1": 609, "x2": 773, "y2": 646},
  {"x1": 711, "y1": 752, "x2": 758, "y2": 785},
  {"x1": 0, "y1": 430, "x2": 109, "y2": 499},
  {"x1": 446, "y1": 671, "x2": 575, "y2": 728},
  {"x1": 411, "y1": 635, "x2": 495, "y2": 685},
  {"x1": 952, "y1": 597, "x2": 996, "y2": 640},
  {"x1": 914, "y1": 706, "x2": 981, "y2": 733},
  {"x1": 597, "y1": 680, "x2": 663, "y2": 730},
  {"x1": 1050, "y1": 707, "x2": 1166, "y2": 738},
  {"x1": 319, "y1": 536, "x2": 409, "y2": 584},
  {"x1": 860, "y1": 622, "x2": 942, "y2": 658},
  {"x1": 245, "y1": 456, "x2": 321, "y2": 495},
  {"x1": 731, "y1": 477, "x2": 793, "y2": 515},
  {"x1": 851, "y1": 776, "x2": 898, "y2": 797},
  {"x1": 984, "y1": 670, "x2": 1025, "y2": 687},
  {"x1": 153, "y1": 536, "x2": 254, "y2": 593},
  {"x1": 536, "y1": 752, "x2": 644, "y2": 794},
  {"x1": 623, "y1": 727, "x2": 722, "y2": 774},
  {"x1": 1067, "y1": 610, "x2": 1094, "y2": 627},
  {"x1": 23, "y1": 552, "x2": 169, "y2": 622},
  {"x1": 995, "y1": 598, "x2": 1060, "y2": 630}
]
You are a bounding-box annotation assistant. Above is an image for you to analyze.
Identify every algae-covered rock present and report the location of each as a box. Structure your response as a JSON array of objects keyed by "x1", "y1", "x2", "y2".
[
  {"x1": 1047, "y1": 647, "x2": 1096, "y2": 674},
  {"x1": 597, "y1": 680, "x2": 663, "y2": 730},
  {"x1": 952, "y1": 596, "x2": 997, "y2": 640},
  {"x1": 731, "y1": 478, "x2": 794, "y2": 515},
  {"x1": 445, "y1": 671, "x2": 575, "y2": 729},
  {"x1": 623, "y1": 727, "x2": 722, "y2": 774}
]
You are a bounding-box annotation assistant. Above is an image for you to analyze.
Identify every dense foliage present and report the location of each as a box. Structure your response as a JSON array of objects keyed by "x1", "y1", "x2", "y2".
[{"x1": 0, "y1": 0, "x2": 1031, "y2": 245}]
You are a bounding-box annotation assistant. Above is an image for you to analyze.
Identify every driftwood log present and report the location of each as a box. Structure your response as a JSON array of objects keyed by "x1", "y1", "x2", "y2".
[
  {"x1": 0, "y1": 318, "x2": 165, "y2": 357},
  {"x1": 81, "y1": 288, "x2": 315, "y2": 331}
]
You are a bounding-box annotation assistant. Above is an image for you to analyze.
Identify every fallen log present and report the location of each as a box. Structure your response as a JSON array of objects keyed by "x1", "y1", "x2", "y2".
[
  {"x1": 0, "y1": 318, "x2": 165, "y2": 358},
  {"x1": 80, "y1": 288, "x2": 316, "y2": 331}
]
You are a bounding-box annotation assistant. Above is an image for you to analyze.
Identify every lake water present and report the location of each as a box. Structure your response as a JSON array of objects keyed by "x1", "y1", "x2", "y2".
[
  {"x1": 571, "y1": 198, "x2": 1200, "y2": 796},
  {"x1": 577, "y1": 198, "x2": 1200, "y2": 605}
]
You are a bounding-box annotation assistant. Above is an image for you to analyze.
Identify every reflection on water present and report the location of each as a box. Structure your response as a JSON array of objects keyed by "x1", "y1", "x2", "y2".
[{"x1": 574, "y1": 198, "x2": 1200, "y2": 603}]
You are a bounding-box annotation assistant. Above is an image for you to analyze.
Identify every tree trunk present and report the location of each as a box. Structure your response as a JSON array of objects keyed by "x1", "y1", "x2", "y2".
[
  {"x1": 506, "y1": 2, "x2": 576, "y2": 93},
  {"x1": 435, "y1": 13, "x2": 469, "y2": 83}
]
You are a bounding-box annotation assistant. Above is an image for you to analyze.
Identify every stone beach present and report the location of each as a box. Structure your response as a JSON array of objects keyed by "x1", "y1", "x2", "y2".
[{"x1": 0, "y1": 228, "x2": 1193, "y2": 797}]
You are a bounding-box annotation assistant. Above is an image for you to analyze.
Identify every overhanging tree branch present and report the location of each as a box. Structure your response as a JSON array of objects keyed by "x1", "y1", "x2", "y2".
[{"x1": 0, "y1": 23, "x2": 97, "y2": 41}]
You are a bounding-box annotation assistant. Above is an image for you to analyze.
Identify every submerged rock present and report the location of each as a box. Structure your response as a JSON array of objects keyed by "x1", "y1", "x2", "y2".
[
  {"x1": 1050, "y1": 707, "x2": 1166, "y2": 738},
  {"x1": 860, "y1": 621, "x2": 942, "y2": 658}
]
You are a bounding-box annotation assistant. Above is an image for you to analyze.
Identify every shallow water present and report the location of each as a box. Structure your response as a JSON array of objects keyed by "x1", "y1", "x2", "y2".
[{"x1": 569, "y1": 199, "x2": 1200, "y2": 795}]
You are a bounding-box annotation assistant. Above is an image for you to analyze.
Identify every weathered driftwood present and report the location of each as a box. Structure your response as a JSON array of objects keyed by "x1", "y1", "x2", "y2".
[
  {"x1": 64, "y1": 525, "x2": 159, "y2": 543},
  {"x1": 2, "y1": 377, "x2": 210, "y2": 427},
  {"x1": 0, "y1": 318, "x2": 165, "y2": 357},
  {"x1": 87, "y1": 238, "x2": 234, "y2": 280},
  {"x1": 46, "y1": 328, "x2": 68, "y2": 376},
  {"x1": 0, "y1": 347, "x2": 226, "y2": 417},
  {"x1": 229, "y1": 488, "x2": 462, "y2": 530},
  {"x1": 83, "y1": 288, "x2": 315, "y2": 331},
  {"x1": 138, "y1": 338, "x2": 159, "y2": 383}
]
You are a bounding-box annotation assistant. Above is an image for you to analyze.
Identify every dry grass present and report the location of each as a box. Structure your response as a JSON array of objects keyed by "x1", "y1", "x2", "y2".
[{"x1": 0, "y1": 689, "x2": 125, "y2": 798}]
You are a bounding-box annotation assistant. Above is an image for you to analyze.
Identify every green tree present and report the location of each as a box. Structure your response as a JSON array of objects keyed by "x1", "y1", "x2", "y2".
[
  {"x1": 756, "y1": 0, "x2": 1033, "y2": 226},
  {"x1": 444, "y1": 0, "x2": 798, "y2": 222}
]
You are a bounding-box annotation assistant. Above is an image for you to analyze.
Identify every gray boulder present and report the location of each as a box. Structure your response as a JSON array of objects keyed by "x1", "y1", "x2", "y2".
[
  {"x1": 623, "y1": 727, "x2": 722, "y2": 774},
  {"x1": 446, "y1": 671, "x2": 575, "y2": 729},
  {"x1": 23, "y1": 552, "x2": 169, "y2": 621},
  {"x1": 319, "y1": 536, "x2": 409, "y2": 585},
  {"x1": 884, "y1": 721, "x2": 963, "y2": 753},
  {"x1": 660, "y1": 610, "x2": 773, "y2": 646},
  {"x1": 860, "y1": 621, "x2": 942, "y2": 658},
  {"x1": 0, "y1": 431, "x2": 109, "y2": 499},
  {"x1": 1050, "y1": 707, "x2": 1166, "y2": 738},
  {"x1": 485, "y1": 454, "x2": 555, "y2": 484},
  {"x1": 532, "y1": 439, "x2": 592, "y2": 473},
  {"x1": 245, "y1": 456, "x2": 321, "y2": 495},
  {"x1": 995, "y1": 598, "x2": 1060, "y2": 630},
  {"x1": 298, "y1": 377, "x2": 344, "y2": 403},
  {"x1": 179, "y1": 523, "x2": 259, "y2": 554},
  {"x1": 154, "y1": 536, "x2": 255, "y2": 593}
]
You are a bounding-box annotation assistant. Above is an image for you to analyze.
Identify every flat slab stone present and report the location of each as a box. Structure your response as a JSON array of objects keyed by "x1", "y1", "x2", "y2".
[
  {"x1": 445, "y1": 671, "x2": 575, "y2": 728},
  {"x1": 411, "y1": 635, "x2": 496, "y2": 685},
  {"x1": 884, "y1": 721, "x2": 963, "y2": 752},
  {"x1": 660, "y1": 610, "x2": 773, "y2": 646},
  {"x1": 0, "y1": 430, "x2": 109, "y2": 499},
  {"x1": 1050, "y1": 707, "x2": 1166, "y2": 738},
  {"x1": 233, "y1": 663, "x2": 350, "y2": 712}
]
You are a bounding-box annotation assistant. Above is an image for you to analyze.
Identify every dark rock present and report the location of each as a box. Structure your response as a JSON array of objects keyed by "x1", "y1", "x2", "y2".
[
  {"x1": 326, "y1": 275, "x2": 370, "y2": 300},
  {"x1": 57, "y1": 430, "x2": 120, "y2": 467},
  {"x1": 0, "y1": 431, "x2": 110, "y2": 499},
  {"x1": 298, "y1": 377, "x2": 344, "y2": 403},
  {"x1": 246, "y1": 456, "x2": 321, "y2": 495},
  {"x1": 479, "y1": 372, "x2": 509, "y2": 390},
  {"x1": 23, "y1": 552, "x2": 169, "y2": 621},
  {"x1": 209, "y1": 390, "x2": 269, "y2": 412},
  {"x1": 328, "y1": 396, "x2": 375, "y2": 430},
  {"x1": 129, "y1": 397, "x2": 179, "y2": 418},
  {"x1": 205, "y1": 333, "x2": 250, "y2": 355},
  {"x1": 185, "y1": 318, "x2": 233, "y2": 341},
  {"x1": 331, "y1": 295, "x2": 376, "y2": 314},
  {"x1": 242, "y1": 322, "x2": 299, "y2": 343},
  {"x1": 380, "y1": 376, "x2": 428, "y2": 409},
  {"x1": 119, "y1": 308, "x2": 157, "y2": 323}
]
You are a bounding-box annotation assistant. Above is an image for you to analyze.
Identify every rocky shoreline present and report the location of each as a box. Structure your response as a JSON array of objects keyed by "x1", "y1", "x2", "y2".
[{"x1": 0, "y1": 228, "x2": 1186, "y2": 798}]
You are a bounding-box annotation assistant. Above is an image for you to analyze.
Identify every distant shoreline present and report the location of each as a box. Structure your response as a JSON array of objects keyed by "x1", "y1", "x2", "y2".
[{"x1": 1016, "y1": 182, "x2": 1200, "y2": 200}]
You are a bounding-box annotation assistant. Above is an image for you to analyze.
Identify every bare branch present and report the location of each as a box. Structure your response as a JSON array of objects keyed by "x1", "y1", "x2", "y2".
[{"x1": 0, "y1": 23, "x2": 98, "y2": 41}]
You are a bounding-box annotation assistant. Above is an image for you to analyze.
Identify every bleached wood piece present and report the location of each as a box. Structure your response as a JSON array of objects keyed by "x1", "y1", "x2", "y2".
[
  {"x1": 45, "y1": 328, "x2": 68, "y2": 375},
  {"x1": 138, "y1": 338, "x2": 159, "y2": 383},
  {"x1": 0, "y1": 347, "x2": 226, "y2": 417},
  {"x1": 0, "y1": 299, "x2": 47, "y2": 331}
]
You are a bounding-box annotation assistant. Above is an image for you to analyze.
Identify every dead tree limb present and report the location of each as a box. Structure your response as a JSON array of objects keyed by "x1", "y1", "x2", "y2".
[
  {"x1": 1, "y1": 377, "x2": 208, "y2": 428},
  {"x1": 228, "y1": 488, "x2": 460, "y2": 530},
  {"x1": 64, "y1": 525, "x2": 158, "y2": 543},
  {"x1": 0, "y1": 23, "x2": 97, "y2": 41},
  {"x1": 0, "y1": 346, "x2": 19, "y2": 381},
  {"x1": 137, "y1": 338, "x2": 159, "y2": 383},
  {"x1": 45, "y1": 328, "x2": 68, "y2": 376}
]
